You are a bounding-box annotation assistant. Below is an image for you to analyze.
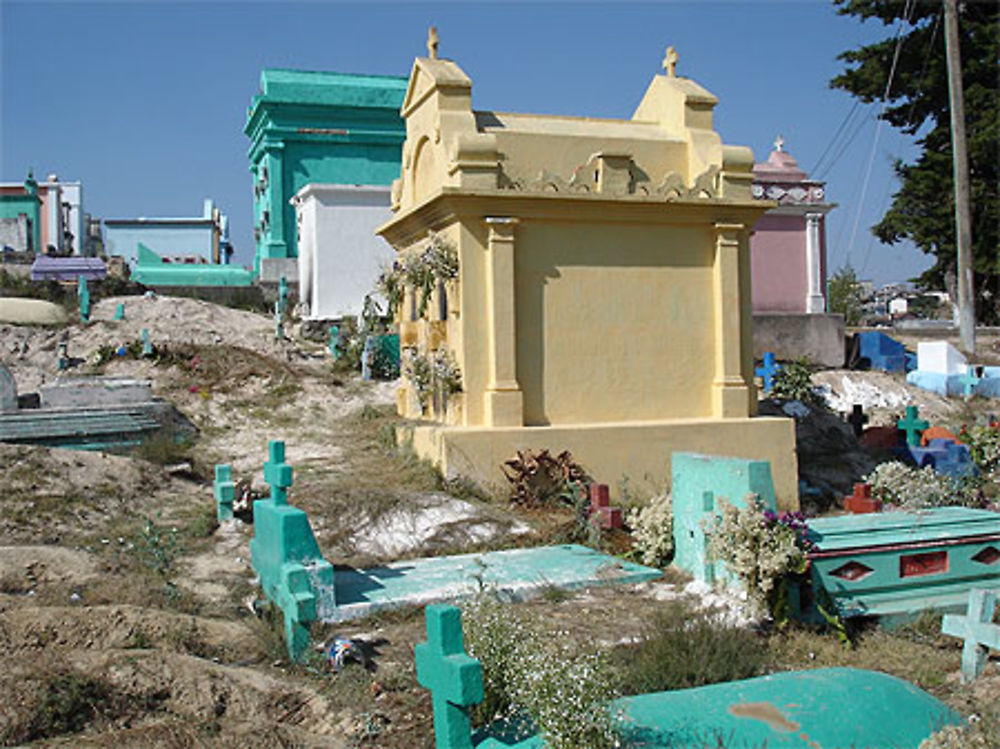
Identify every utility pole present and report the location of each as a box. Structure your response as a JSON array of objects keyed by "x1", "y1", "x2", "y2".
[{"x1": 944, "y1": 0, "x2": 976, "y2": 354}]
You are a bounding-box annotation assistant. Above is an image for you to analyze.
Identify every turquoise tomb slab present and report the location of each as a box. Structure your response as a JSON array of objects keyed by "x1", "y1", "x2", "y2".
[{"x1": 331, "y1": 544, "x2": 661, "y2": 622}]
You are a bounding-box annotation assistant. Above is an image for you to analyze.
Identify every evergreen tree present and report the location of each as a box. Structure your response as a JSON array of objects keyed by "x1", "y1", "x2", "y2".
[{"x1": 831, "y1": 0, "x2": 998, "y2": 323}]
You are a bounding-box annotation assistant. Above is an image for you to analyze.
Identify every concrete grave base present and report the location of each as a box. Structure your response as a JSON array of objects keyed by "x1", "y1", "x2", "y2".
[
  {"x1": 399, "y1": 416, "x2": 800, "y2": 511},
  {"x1": 752, "y1": 312, "x2": 845, "y2": 368},
  {"x1": 331, "y1": 544, "x2": 661, "y2": 622},
  {"x1": 40, "y1": 377, "x2": 152, "y2": 409},
  {"x1": 0, "y1": 297, "x2": 69, "y2": 325}
]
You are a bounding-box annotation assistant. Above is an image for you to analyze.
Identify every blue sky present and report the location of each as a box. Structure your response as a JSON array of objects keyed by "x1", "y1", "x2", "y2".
[{"x1": 1, "y1": 1, "x2": 933, "y2": 285}]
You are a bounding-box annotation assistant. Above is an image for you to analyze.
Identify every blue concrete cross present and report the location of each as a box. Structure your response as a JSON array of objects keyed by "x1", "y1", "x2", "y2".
[
  {"x1": 263, "y1": 439, "x2": 293, "y2": 505},
  {"x1": 941, "y1": 588, "x2": 1000, "y2": 683},
  {"x1": 897, "y1": 405, "x2": 930, "y2": 446},
  {"x1": 415, "y1": 604, "x2": 484, "y2": 749},
  {"x1": 755, "y1": 352, "x2": 781, "y2": 393}
]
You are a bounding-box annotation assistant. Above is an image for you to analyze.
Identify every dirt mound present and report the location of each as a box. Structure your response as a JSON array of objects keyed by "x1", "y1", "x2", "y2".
[{"x1": 0, "y1": 545, "x2": 100, "y2": 592}]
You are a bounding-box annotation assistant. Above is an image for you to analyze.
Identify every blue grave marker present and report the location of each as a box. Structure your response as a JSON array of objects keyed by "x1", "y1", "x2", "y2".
[
  {"x1": 141, "y1": 328, "x2": 153, "y2": 357},
  {"x1": 754, "y1": 352, "x2": 781, "y2": 393}
]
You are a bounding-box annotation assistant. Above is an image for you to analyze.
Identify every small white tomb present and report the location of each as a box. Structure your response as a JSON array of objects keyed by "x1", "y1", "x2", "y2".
[
  {"x1": 917, "y1": 341, "x2": 968, "y2": 375},
  {"x1": 292, "y1": 183, "x2": 395, "y2": 320}
]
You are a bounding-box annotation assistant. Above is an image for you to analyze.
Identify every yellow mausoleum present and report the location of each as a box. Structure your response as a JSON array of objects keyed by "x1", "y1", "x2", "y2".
[{"x1": 378, "y1": 38, "x2": 799, "y2": 508}]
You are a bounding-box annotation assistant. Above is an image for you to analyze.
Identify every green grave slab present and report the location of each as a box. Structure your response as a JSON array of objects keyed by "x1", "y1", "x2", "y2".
[
  {"x1": 0, "y1": 407, "x2": 161, "y2": 448},
  {"x1": 613, "y1": 667, "x2": 960, "y2": 748},
  {"x1": 671, "y1": 452, "x2": 777, "y2": 583},
  {"x1": 330, "y1": 545, "x2": 661, "y2": 622},
  {"x1": 799, "y1": 507, "x2": 1000, "y2": 624}
]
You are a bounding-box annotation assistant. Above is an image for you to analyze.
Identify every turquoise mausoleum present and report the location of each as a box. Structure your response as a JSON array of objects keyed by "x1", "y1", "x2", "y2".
[{"x1": 244, "y1": 69, "x2": 407, "y2": 279}]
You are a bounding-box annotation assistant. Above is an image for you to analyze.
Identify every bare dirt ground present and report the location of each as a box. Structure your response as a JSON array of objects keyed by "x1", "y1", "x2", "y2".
[{"x1": 1, "y1": 297, "x2": 997, "y2": 748}]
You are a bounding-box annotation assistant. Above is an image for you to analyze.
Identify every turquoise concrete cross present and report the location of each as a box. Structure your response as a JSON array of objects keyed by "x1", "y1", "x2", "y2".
[
  {"x1": 263, "y1": 439, "x2": 293, "y2": 505},
  {"x1": 214, "y1": 464, "x2": 236, "y2": 521},
  {"x1": 113, "y1": 303, "x2": 125, "y2": 321},
  {"x1": 957, "y1": 368, "x2": 981, "y2": 397},
  {"x1": 754, "y1": 352, "x2": 781, "y2": 393},
  {"x1": 942, "y1": 588, "x2": 1000, "y2": 683},
  {"x1": 141, "y1": 328, "x2": 153, "y2": 357},
  {"x1": 77, "y1": 277, "x2": 90, "y2": 323},
  {"x1": 328, "y1": 325, "x2": 340, "y2": 359},
  {"x1": 416, "y1": 604, "x2": 484, "y2": 749},
  {"x1": 897, "y1": 405, "x2": 929, "y2": 446}
]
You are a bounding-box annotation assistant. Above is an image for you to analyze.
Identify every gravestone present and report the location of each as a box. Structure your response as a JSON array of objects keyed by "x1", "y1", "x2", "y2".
[
  {"x1": 797, "y1": 507, "x2": 1000, "y2": 625},
  {"x1": 754, "y1": 351, "x2": 781, "y2": 393},
  {"x1": 843, "y1": 482, "x2": 881, "y2": 514},
  {"x1": 214, "y1": 464, "x2": 236, "y2": 521},
  {"x1": 941, "y1": 588, "x2": 1000, "y2": 683},
  {"x1": 671, "y1": 452, "x2": 777, "y2": 582},
  {"x1": 897, "y1": 405, "x2": 929, "y2": 446},
  {"x1": 77, "y1": 276, "x2": 90, "y2": 322},
  {"x1": 249, "y1": 439, "x2": 335, "y2": 660},
  {"x1": 847, "y1": 403, "x2": 868, "y2": 437},
  {"x1": 379, "y1": 34, "x2": 797, "y2": 504},
  {"x1": 416, "y1": 604, "x2": 483, "y2": 749},
  {"x1": 418, "y1": 605, "x2": 960, "y2": 749},
  {"x1": 588, "y1": 483, "x2": 622, "y2": 530},
  {"x1": 918, "y1": 341, "x2": 967, "y2": 375},
  {"x1": 57, "y1": 341, "x2": 69, "y2": 371},
  {"x1": 113, "y1": 303, "x2": 125, "y2": 321},
  {"x1": 906, "y1": 341, "x2": 1000, "y2": 397},
  {"x1": 0, "y1": 363, "x2": 17, "y2": 412},
  {"x1": 141, "y1": 328, "x2": 153, "y2": 357},
  {"x1": 328, "y1": 325, "x2": 340, "y2": 359}
]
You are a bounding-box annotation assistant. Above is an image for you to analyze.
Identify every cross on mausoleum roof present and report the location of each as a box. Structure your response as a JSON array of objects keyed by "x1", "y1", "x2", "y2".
[
  {"x1": 427, "y1": 26, "x2": 440, "y2": 60},
  {"x1": 662, "y1": 45, "x2": 678, "y2": 77},
  {"x1": 774, "y1": 135, "x2": 785, "y2": 152}
]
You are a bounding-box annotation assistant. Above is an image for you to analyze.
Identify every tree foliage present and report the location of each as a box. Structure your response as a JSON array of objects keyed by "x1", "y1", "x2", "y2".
[
  {"x1": 828, "y1": 264, "x2": 865, "y2": 325},
  {"x1": 832, "y1": 0, "x2": 999, "y2": 324}
]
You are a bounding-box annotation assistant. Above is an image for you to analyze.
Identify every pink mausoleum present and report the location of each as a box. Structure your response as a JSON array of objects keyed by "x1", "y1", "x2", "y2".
[{"x1": 750, "y1": 138, "x2": 834, "y2": 314}]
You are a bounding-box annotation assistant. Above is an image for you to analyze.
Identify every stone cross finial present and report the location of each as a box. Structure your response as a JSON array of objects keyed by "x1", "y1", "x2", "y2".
[
  {"x1": 774, "y1": 135, "x2": 785, "y2": 152},
  {"x1": 263, "y1": 439, "x2": 293, "y2": 505},
  {"x1": 941, "y1": 588, "x2": 1000, "y2": 683},
  {"x1": 415, "y1": 604, "x2": 483, "y2": 749},
  {"x1": 427, "y1": 26, "x2": 439, "y2": 60},
  {"x1": 662, "y1": 46, "x2": 678, "y2": 77}
]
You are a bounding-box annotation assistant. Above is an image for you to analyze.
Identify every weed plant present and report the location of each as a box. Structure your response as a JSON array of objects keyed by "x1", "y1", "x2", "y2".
[
  {"x1": 769, "y1": 357, "x2": 827, "y2": 407},
  {"x1": 614, "y1": 601, "x2": 767, "y2": 694}
]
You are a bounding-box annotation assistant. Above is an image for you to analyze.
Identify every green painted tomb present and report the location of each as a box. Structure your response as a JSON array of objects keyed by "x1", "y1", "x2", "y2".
[
  {"x1": 244, "y1": 69, "x2": 407, "y2": 276},
  {"x1": 799, "y1": 507, "x2": 1000, "y2": 624},
  {"x1": 131, "y1": 243, "x2": 253, "y2": 287}
]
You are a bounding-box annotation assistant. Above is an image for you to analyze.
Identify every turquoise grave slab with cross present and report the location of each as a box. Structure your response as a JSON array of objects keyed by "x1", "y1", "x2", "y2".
[
  {"x1": 795, "y1": 507, "x2": 1000, "y2": 626},
  {"x1": 249, "y1": 439, "x2": 335, "y2": 660},
  {"x1": 942, "y1": 587, "x2": 1000, "y2": 682},
  {"x1": 418, "y1": 605, "x2": 959, "y2": 749},
  {"x1": 247, "y1": 442, "x2": 660, "y2": 657}
]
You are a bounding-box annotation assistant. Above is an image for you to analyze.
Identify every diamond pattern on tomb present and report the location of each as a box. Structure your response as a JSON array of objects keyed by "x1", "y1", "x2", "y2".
[
  {"x1": 971, "y1": 546, "x2": 1000, "y2": 566},
  {"x1": 830, "y1": 561, "x2": 874, "y2": 582}
]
